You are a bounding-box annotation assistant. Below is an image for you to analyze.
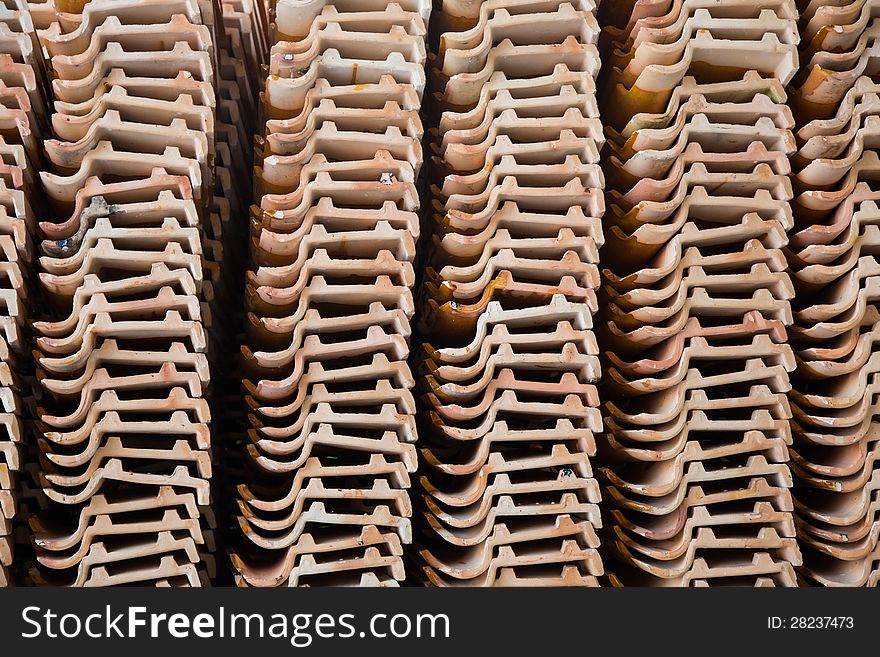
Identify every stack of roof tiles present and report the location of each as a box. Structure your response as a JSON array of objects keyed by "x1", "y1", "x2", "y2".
[
  {"x1": 28, "y1": 0, "x2": 223, "y2": 587},
  {"x1": 413, "y1": 0, "x2": 605, "y2": 587},
  {"x1": 787, "y1": 0, "x2": 880, "y2": 587},
  {"x1": 229, "y1": 0, "x2": 427, "y2": 587},
  {"x1": 1, "y1": 0, "x2": 878, "y2": 590},
  {"x1": 597, "y1": 0, "x2": 804, "y2": 586},
  {"x1": 0, "y1": 0, "x2": 45, "y2": 587}
]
